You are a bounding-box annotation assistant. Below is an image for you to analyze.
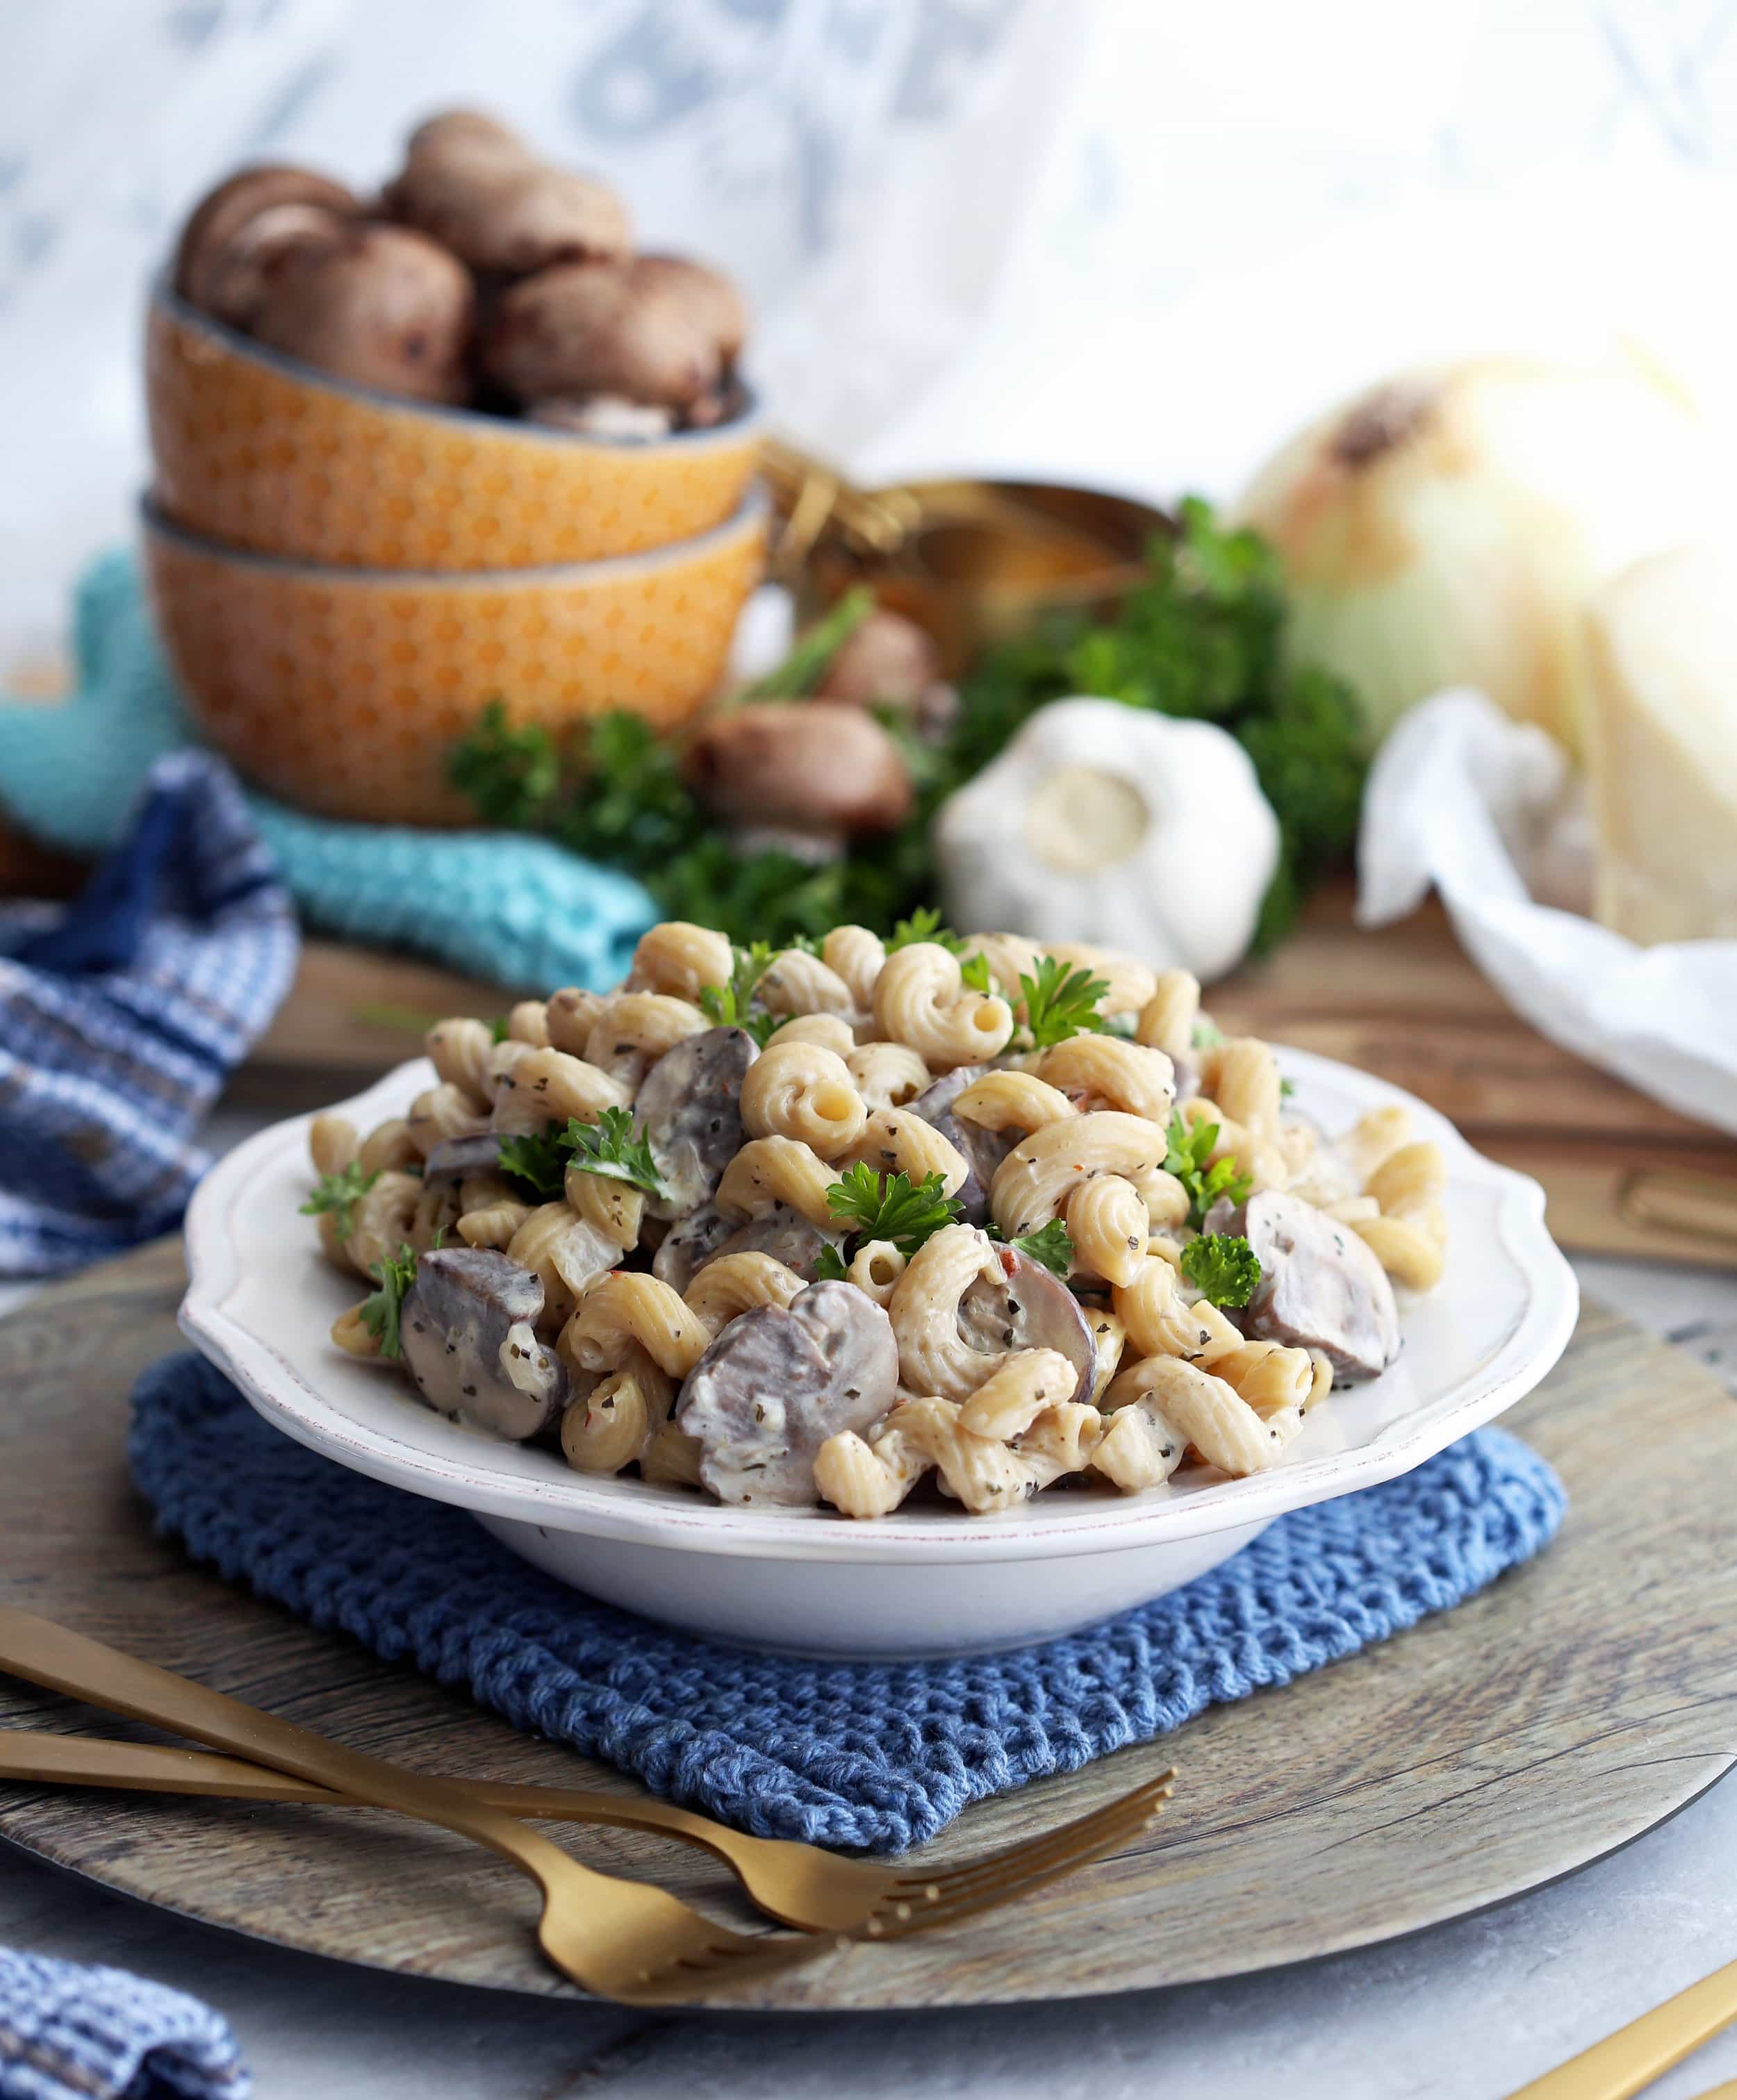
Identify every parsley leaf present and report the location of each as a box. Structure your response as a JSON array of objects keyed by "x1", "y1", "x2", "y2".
[
  {"x1": 814, "y1": 1241, "x2": 852, "y2": 1283},
  {"x1": 1164, "y1": 1113, "x2": 1255, "y2": 1228},
  {"x1": 361, "y1": 1242, "x2": 420, "y2": 1359},
  {"x1": 986, "y1": 1217, "x2": 1075, "y2": 1278},
  {"x1": 299, "y1": 1160, "x2": 379, "y2": 1241},
  {"x1": 1018, "y1": 957, "x2": 1111, "y2": 1051},
  {"x1": 887, "y1": 907, "x2": 965, "y2": 952},
  {"x1": 445, "y1": 698, "x2": 563, "y2": 829},
  {"x1": 1179, "y1": 1232, "x2": 1262, "y2": 1308},
  {"x1": 825, "y1": 1164, "x2": 962, "y2": 1257},
  {"x1": 491, "y1": 1014, "x2": 511, "y2": 1044},
  {"x1": 496, "y1": 1126, "x2": 573, "y2": 1201},
  {"x1": 1191, "y1": 1017, "x2": 1224, "y2": 1050},
  {"x1": 566, "y1": 1107, "x2": 666, "y2": 1198},
  {"x1": 959, "y1": 951, "x2": 994, "y2": 996},
  {"x1": 699, "y1": 941, "x2": 783, "y2": 1046},
  {"x1": 1279, "y1": 1075, "x2": 1296, "y2": 1100}
]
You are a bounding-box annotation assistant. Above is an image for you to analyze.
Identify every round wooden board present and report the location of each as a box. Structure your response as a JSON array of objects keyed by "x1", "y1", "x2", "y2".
[{"x1": 1, "y1": 1241, "x2": 1734, "y2": 2012}]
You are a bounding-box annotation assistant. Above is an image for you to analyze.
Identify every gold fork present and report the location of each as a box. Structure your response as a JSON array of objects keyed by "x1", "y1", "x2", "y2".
[
  {"x1": 0, "y1": 1725, "x2": 1174, "y2": 1939},
  {"x1": 1504, "y1": 1951, "x2": 1737, "y2": 2098},
  {"x1": 0, "y1": 1605, "x2": 828, "y2": 2006}
]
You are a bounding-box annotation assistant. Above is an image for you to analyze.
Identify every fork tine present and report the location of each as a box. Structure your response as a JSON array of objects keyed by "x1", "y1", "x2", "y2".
[
  {"x1": 867, "y1": 1788, "x2": 1173, "y2": 1940},
  {"x1": 889, "y1": 1771, "x2": 1176, "y2": 1900}
]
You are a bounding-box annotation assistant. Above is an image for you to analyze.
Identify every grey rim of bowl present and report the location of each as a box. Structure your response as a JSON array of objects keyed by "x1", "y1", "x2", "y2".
[
  {"x1": 149, "y1": 273, "x2": 763, "y2": 454},
  {"x1": 138, "y1": 483, "x2": 771, "y2": 587}
]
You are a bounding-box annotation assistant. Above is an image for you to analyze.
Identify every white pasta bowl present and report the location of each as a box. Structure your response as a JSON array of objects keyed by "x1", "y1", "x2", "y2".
[{"x1": 180, "y1": 1052, "x2": 1577, "y2": 1659}]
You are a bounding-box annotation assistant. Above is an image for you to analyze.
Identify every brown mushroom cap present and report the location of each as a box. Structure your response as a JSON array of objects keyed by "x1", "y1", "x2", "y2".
[
  {"x1": 173, "y1": 163, "x2": 361, "y2": 316},
  {"x1": 193, "y1": 200, "x2": 352, "y2": 331},
  {"x1": 386, "y1": 110, "x2": 629, "y2": 276},
  {"x1": 247, "y1": 221, "x2": 475, "y2": 403},
  {"x1": 683, "y1": 702, "x2": 914, "y2": 835},
  {"x1": 816, "y1": 609, "x2": 942, "y2": 709},
  {"x1": 479, "y1": 254, "x2": 746, "y2": 411}
]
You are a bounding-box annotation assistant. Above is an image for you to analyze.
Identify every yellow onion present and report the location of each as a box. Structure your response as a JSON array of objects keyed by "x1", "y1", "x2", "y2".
[{"x1": 1234, "y1": 356, "x2": 1720, "y2": 755}]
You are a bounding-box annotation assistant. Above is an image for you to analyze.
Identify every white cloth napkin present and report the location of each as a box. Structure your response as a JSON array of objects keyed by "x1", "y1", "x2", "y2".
[{"x1": 1356, "y1": 691, "x2": 1737, "y2": 1138}]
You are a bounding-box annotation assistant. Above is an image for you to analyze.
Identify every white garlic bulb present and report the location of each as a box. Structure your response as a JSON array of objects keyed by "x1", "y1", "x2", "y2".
[{"x1": 933, "y1": 697, "x2": 1280, "y2": 982}]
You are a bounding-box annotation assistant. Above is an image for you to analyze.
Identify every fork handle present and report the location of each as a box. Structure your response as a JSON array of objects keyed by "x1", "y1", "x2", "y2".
[
  {"x1": 0, "y1": 1726, "x2": 771, "y2": 1877},
  {"x1": 1504, "y1": 1954, "x2": 1737, "y2": 2099},
  {"x1": 0, "y1": 1607, "x2": 627, "y2": 1903}
]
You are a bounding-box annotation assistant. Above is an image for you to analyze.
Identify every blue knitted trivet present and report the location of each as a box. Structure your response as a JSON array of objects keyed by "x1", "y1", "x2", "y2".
[{"x1": 129, "y1": 1353, "x2": 1566, "y2": 1854}]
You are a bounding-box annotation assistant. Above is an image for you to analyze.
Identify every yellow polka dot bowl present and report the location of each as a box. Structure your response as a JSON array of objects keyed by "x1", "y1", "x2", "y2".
[
  {"x1": 142, "y1": 491, "x2": 768, "y2": 827},
  {"x1": 145, "y1": 280, "x2": 764, "y2": 572}
]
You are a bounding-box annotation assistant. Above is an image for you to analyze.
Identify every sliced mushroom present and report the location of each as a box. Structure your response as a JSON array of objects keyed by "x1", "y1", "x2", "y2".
[
  {"x1": 420, "y1": 1132, "x2": 505, "y2": 1187},
  {"x1": 1205, "y1": 1189, "x2": 1399, "y2": 1381},
  {"x1": 632, "y1": 1025, "x2": 758, "y2": 1219},
  {"x1": 955, "y1": 1241, "x2": 1097, "y2": 1404},
  {"x1": 650, "y1": 1200, "x2": 735, "y2": 1291},
  {"x1": 400, "y1": 1248, "x2": 568, "y2": 1440},
  {"x1": 711, "y1": 1207, "x2": 846, "y2": 1283},
  {"x1": 676, "y1": 1280, "x2": 898, "y2": 1505},
  {"x1": 909, "y1": 1065, "x2": 1014, "y2": 1227}
]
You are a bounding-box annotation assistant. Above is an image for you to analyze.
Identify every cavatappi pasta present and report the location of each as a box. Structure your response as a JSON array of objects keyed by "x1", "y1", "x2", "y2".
[{"x1": 304, "y1": 920, "x2": 1451, "y2": 1519}]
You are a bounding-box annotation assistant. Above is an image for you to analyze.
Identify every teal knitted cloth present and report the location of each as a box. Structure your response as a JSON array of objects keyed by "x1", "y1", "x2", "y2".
[{"x1": 0, "y1": 554, "x2": 657, "y2": 993}]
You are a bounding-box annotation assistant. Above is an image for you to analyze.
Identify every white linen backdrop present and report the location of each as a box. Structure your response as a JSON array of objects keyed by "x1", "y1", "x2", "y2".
[{"x1": 5, "y1": 0, "x2": 1737, "y2": 673}]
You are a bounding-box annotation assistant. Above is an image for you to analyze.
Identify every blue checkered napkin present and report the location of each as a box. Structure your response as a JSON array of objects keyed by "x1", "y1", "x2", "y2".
[
  {"x1": 0, "y1": 751, "x2": 297, "y2": 1276},
  {"x1": 0, "y1": 1946, "x2": 247, "y2": 2100}
]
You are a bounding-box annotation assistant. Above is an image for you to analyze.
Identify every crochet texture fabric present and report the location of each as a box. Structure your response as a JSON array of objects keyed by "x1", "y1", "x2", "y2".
[{"x1": 130, "y1": 1353, "x2": 1566, "y2": 1855}]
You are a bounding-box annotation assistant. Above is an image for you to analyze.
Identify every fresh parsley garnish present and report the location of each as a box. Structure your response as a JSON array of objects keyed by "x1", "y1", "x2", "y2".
[
  {"x1": 887, "y1": 907, "x2": 965, "y2": 953},
  {"x1": 825, "y1": 1164, "x2": 962, "y2": 1257},
  {"x1": 699, "y1": 942, "x2": 783, "y2": 1047},
  {"x1": 985, "y1": 1217, "x2": 1075, "y2": 1278},
  {"x1": 814, "y1": 1241, "x2": 851, "y2": 1283},
  {"x1": 299, "y1": 1161, "x2": 380, "y2": 1241},
  {"x1": 959, "y1": 951, "x2": 994, "y2": 995},
  {"x1": 491, "y1": 1014, "x2": 511, "y2": 1044},
  {"x1": 1191, "y1": 1017, "x2": 1224, "y2": 1050},
  {"x1": 361, "y1": 1241, "x2": 420, "y2": 1359},
  {"x1": 496, "y1": 1126, "x2": 573, "y2": 1201},
  {"x1": 1279, "y1": 1075, "x2": 1296, "y2": 1100},
  {"x1": 1164, "y1": 1113, "x2": 1254, "y2": 1228},
  {"x1": 1018, "y1": 957, "x2": 1111, "y2": 1051},
  {"x1": 1179, "y1": 1232, "x2": 1262, "y2": 1308},
  {"x1": 567, "y1": 1107, "x2": 667, "y2": 1198},
  {"x1": 499, "y1": 1112, "x2": 667, "y2": 1201}
]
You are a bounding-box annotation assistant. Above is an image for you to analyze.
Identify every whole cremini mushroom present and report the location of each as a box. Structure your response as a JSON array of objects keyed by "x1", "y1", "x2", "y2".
[
  {"x1": 683, "y1": 702, "x2": 912, "y2": 836},
  {"x1": 173, "y1": 163, "x2": 361, "y2": 325},
  {"x1": 385, "y1": 108, "x2": 629, "y2": 276},
  {"x1": 247, "y1": 220, "x2": 475, "y2": 403},
  {"x1": 480, "y1": 253, "x2": 747, "y2": 413},
  {"x1": 816, "y1": 609, "x2": 941, "y2": 708}
]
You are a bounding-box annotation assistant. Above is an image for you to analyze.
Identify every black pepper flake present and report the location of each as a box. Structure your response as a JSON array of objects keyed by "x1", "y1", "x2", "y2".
[{"x1": 462, "y1": 1383, "x2": 477, "y2": 1397}]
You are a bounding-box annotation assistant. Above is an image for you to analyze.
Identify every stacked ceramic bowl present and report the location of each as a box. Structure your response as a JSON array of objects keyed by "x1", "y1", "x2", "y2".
[{"x1": 142, "y1": 125, "x2": 766, "y2": 827}]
